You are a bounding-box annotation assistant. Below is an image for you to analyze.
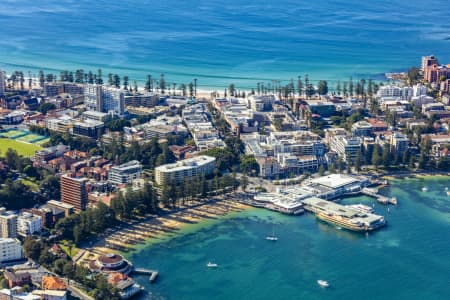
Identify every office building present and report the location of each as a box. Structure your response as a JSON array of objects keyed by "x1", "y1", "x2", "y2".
[
  {"x1": 155, "y1": 155, "x2": 216, "y2": 185},
  {"x1": 0, "y1": 238, "x2": 23, "y2": 263},
  {"x1": 0, "y1": 208, "x2": 18, "y2": 238},
  {"x1": 61, "y1": 174, "x2": 88, "y2": 211}
]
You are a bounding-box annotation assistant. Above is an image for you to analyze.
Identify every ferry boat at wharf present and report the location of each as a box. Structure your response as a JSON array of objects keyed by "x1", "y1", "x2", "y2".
[{"x1": 303, "y1": 197, "x2": 386, "y2": 232}]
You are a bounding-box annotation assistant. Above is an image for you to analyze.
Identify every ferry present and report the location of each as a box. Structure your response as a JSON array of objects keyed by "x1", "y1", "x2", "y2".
[
  {"x1": 316, "y1": 212, "x2": 368, "y2": 232},
  {"x1": 346, "y1": 204, "x2": 374, "y2": 214},
  {"x1": 316, "y1": 212, "x2": 385, "y2": 232}
]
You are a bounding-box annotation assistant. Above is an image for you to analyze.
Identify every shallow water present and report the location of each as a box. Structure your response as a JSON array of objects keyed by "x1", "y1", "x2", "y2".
[{"x1": 127, "y1": 177, "x2": 450, "y2": 299}]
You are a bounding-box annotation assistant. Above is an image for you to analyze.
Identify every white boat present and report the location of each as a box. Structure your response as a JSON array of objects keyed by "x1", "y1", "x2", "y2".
[
  {"x1": 422, "y1": 187, "x2": 428, "y2": 192},
  {"x1": 265, "y1": 226, "x2": 278, "y2": 241},
  {"x1": 207, "y1": 262, "x2": 218, "y2": 268},
  {"x1": 317, "y1": 280, "x2": 329, "y2": 288}
]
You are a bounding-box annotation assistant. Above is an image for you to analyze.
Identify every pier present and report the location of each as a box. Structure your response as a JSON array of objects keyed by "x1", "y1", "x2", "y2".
[
  {"x1": 132, "y1": 268, "x2": 159, "y2": 283},
  {"x1": 361, "y1": 188, "x2": 397, "y2": 205}
]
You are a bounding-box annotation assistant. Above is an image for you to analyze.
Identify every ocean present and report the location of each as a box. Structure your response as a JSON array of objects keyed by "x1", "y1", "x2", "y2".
[
  {"x1": 1, "y1": 0, "x2": 450, "y2": 89},
  {"x1": 127, "y1": 176, "x2": 450, "y2": 300}
]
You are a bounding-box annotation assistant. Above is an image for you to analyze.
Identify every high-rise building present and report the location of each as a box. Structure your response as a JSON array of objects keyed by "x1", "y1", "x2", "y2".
[
  {"x1": 61, "y1": 174, "x2": 88, "y2": 211},
  {"x1": 421, "y1": 55, "x2": 438, "y2": 71},
  {"x1": 84, "y1": 84, "x2": 125, "y2": 115},
  {"x1": 0, "y1": 69, "x2": 5, "y2": 96},
  {"x1": 0, "y1": 208, "x2": 18, "y2": 238}
]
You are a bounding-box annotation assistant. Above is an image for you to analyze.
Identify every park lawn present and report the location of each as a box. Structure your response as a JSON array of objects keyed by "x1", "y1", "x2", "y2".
[
  {"x1": 59, "y1": 240, "x2": 80, "y2": 258},
  {"x1": 20, "y1": 178, "x2": 40, "y2": 191},
  {"x1": 0, "y1": 138, "x2": 42, "y2": 157}
]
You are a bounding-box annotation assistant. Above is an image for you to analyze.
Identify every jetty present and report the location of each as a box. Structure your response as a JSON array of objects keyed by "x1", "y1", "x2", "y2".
[
  {"x1": 362, "y1": 188, "x2": 397, "y2": 205},
  {"x1": 132, "y1": 268, "x2": 159, "y2": 283}
]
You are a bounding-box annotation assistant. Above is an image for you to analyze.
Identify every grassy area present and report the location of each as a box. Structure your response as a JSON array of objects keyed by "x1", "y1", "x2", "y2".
[
  {"x1": 0, "y1": 138, "x2": 42, "y2": 157},
  {"x1": 59, "y1": 240, "x2": 80, "y2": 258},
  {"x1": 20, "y1": 178, "x2": 40, "y2": 191}
]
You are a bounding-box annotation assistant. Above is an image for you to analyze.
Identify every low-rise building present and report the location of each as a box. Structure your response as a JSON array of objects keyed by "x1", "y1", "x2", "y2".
[
  {"x1": 72, "y1": 120, "x2": 104, "y2": 138},
  {"x1": 351, "y1": 121, "x2": 373, "y2": 137}
]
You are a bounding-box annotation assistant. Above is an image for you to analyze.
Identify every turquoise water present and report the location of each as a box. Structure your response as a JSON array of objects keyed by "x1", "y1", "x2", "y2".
[
  {"x1": 127, "y1": 177, "x2": 450, "y2": 300},
  {"x1": 1, "y1": 0, "x2": 450, "y2": 89}
]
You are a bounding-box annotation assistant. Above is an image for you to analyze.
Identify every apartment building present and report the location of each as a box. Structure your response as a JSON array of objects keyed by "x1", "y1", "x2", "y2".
[
  {"x1": 154, "y1": 155, "x2": 216, "y2": 185},
  {"x1": 84, "y1": 84, "x2": 125, "y2": 115},
  {"x1": 61, "y1": 174, "x2": 88, "y2": 211},
  {"x1": 0, "y1": 209, "x2": 17, "y2": 239},
  {"x1": 0, "y1": 238, "x2": 23, "y2": 263},
  {"x1": 108, "y1": 160, "x2": 143, "y2": 185}
]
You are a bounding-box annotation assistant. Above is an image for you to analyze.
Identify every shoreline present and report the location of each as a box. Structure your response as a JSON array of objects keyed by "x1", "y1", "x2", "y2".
[{"x1": 77, "y1": 198, "x2": 253, "y2": 264}]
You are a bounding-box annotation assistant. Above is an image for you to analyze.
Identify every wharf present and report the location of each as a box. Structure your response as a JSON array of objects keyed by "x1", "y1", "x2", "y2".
[
  {"x1": 361, "y1": 188, "x2": 397, "y2": 205},
  {"x1": 132, "y1": 268, "x2": 159, "y2": 282}
]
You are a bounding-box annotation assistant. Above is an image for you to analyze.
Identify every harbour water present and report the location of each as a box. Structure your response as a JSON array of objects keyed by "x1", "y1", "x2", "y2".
[
  {"x1": 127, "y1": 176, "x2": 450, "y2": 300},
  {"x1": 1, "y1": 0, "x2": 450, "y2": 89}
]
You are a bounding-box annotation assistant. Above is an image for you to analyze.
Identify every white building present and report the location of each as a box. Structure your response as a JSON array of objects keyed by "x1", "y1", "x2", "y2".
[
  {"x1": 84, "y1": 84, "x2": 125, "y2": 115},
  {"x1": 413, "y1": 84, "x2": 427, "y2": 97},
  {"x1": 0, "y1": 238, "x2": 23, "y2": 262},
  {"x1": 247, "y1": 95, "x2": 276, "y2": 111},
  {"x1": 377, "y1": 85, "x2": 413, "y2": 100},
  {"x1": 154, "y1": 155, "x2": 216, "y2": 185},
  {"x1": 108, "y1": 160, "x2": 143, "y2": 185},
  {"x1": 330, "y1": 135, "x2": 361, "y2": 163},
  {"x1": 0, "y1": 69, "x2": 5, "y2": 96},
  {"x1": 17, "y1": 212, "x2": 42, "y2": 237}
]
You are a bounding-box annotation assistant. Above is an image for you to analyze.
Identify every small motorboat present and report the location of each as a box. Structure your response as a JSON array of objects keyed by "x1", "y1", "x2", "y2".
[
  {"x1": 447, "y1": 191, "x2": 450, "y2": 196},
  {"x1": 422, "y1": 187, "x2": 428, "y2": 192},
  {"x1": 207, "y1": 262, "x2": 218, "y2": 268},
  {"x1": 265, "y1": 235, "x2": 278, "y2": 241},
  {"x1": 317, "y1": 280, "x2": 329, "y2": 288}
]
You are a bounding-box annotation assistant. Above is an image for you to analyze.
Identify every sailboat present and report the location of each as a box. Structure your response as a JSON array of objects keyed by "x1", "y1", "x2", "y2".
[{"x1": 265, "y1": 226, "x2": 278, "y2": 241}]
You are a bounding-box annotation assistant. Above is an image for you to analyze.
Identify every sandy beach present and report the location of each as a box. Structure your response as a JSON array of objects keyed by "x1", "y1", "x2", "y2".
[{"x1": 75, "y1": 199, "x2": 251, "y2": 265}]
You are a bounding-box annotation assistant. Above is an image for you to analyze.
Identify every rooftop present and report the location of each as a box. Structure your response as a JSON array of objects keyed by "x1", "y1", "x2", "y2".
[{"x1": 309, "y1": 174, "x2": 360, "y2": 189}]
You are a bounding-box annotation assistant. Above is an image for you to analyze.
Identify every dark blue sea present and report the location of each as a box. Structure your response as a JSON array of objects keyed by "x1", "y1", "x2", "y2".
[{"x1": 1, "y1": 0, "x2": 450, "y2": 89}]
